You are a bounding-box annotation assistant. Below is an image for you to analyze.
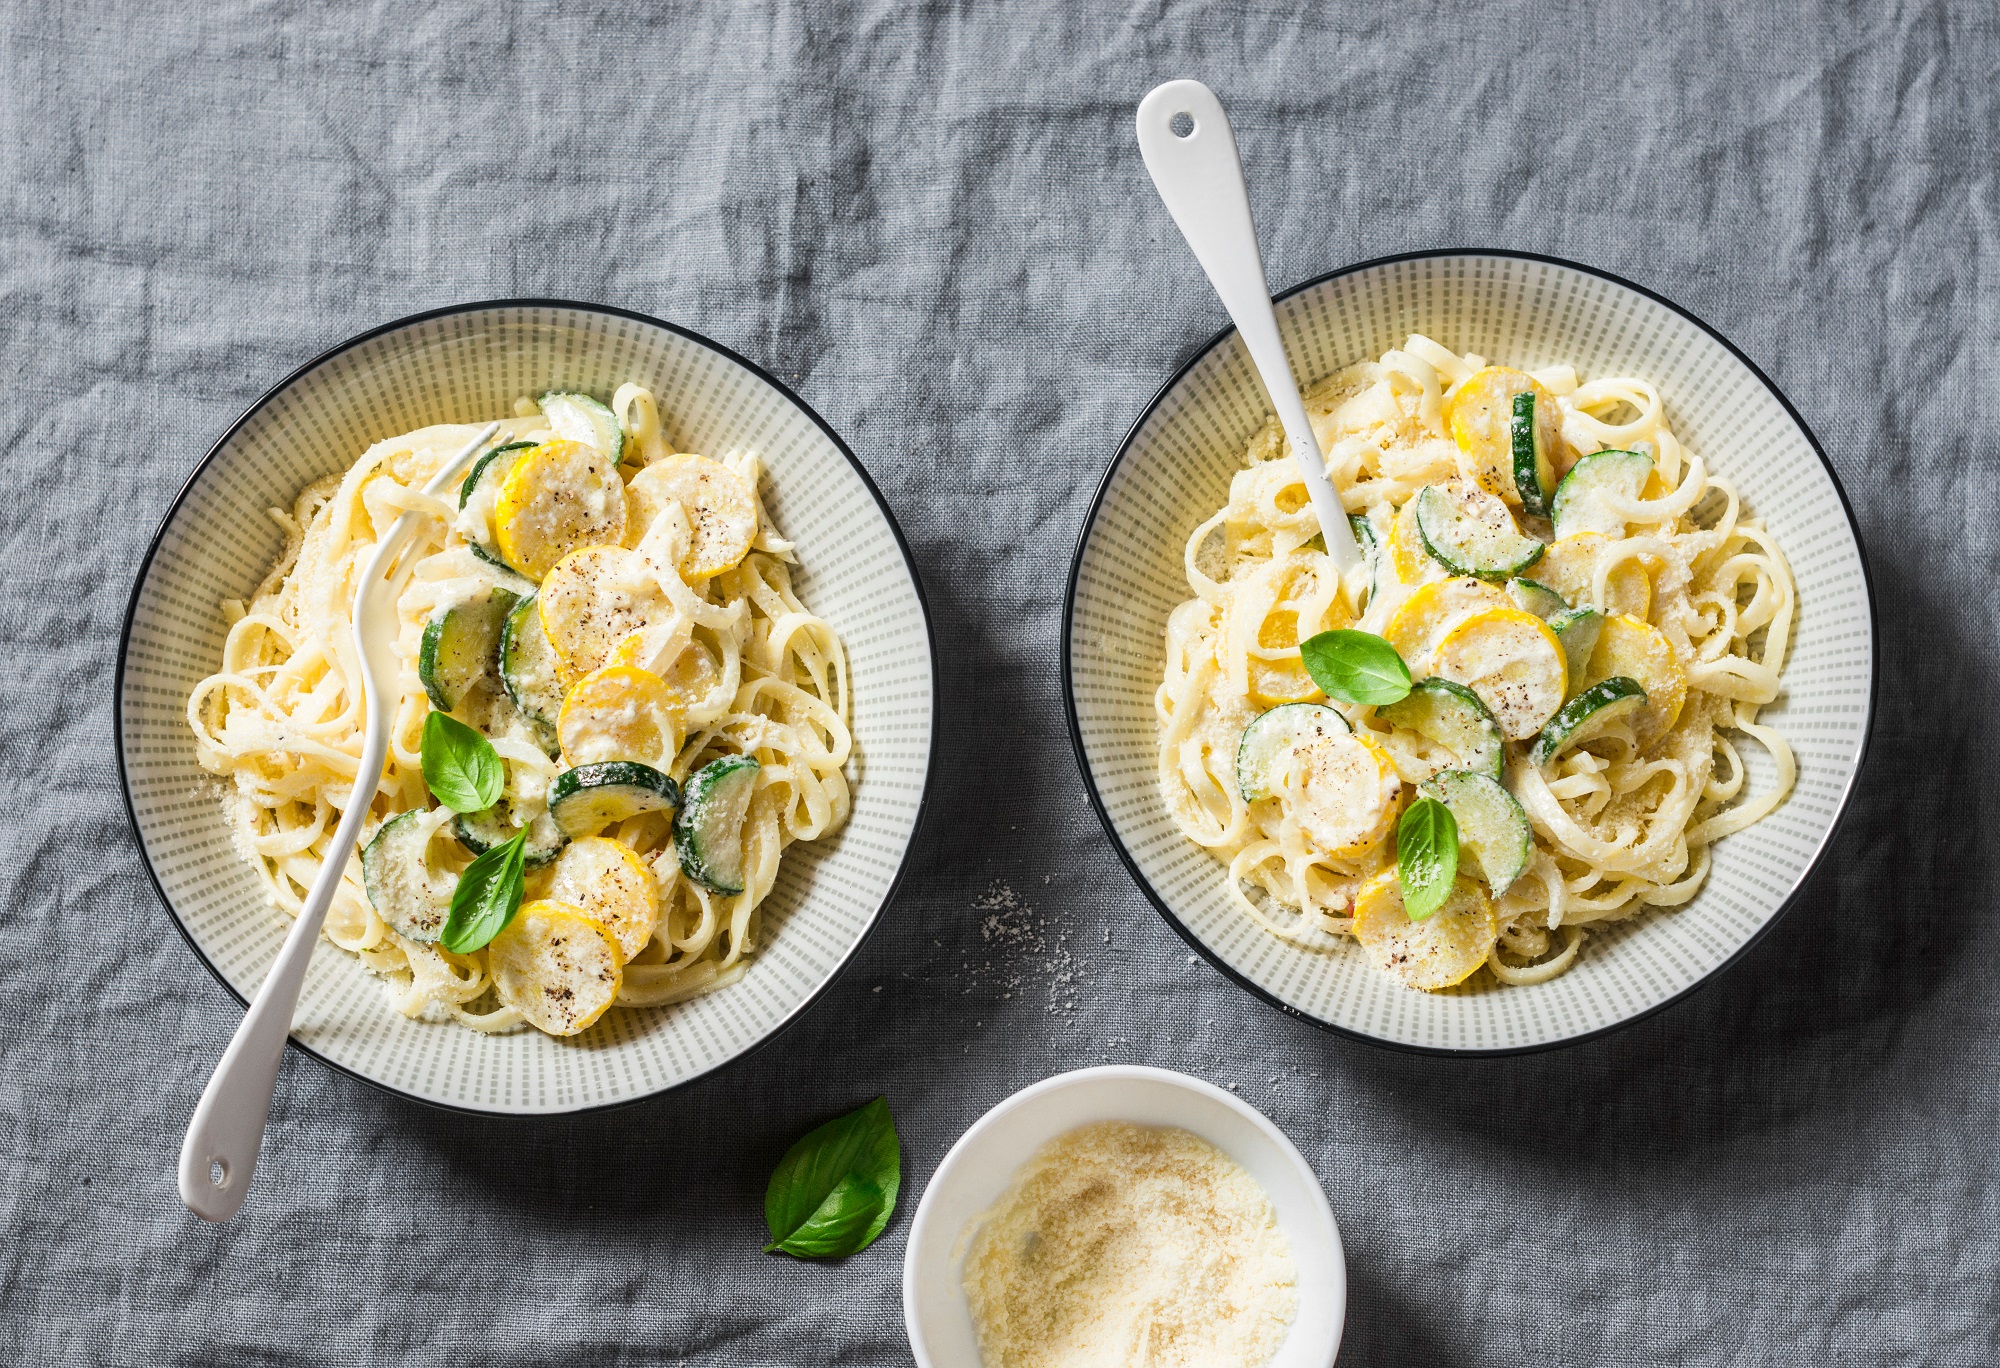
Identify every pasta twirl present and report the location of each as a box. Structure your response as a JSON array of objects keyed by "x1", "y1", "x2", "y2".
[
  {"x1": 188, "y1": 388, "x2": 851, "y2": 1035},
  {"x1": 1157, "y1": 335, "x2": 1795, "y2": 990}
]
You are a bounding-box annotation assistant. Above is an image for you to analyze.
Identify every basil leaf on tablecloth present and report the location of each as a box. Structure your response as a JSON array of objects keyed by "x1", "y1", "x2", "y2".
[{"x1": 763, "y1": 1097, "x2": 900, "y2": 1259}]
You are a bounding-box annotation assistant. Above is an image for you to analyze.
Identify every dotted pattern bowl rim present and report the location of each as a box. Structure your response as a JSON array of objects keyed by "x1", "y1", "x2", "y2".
[
  {"x1": 1061, "y1": 249, "x2": 1878, "y2": 1057},
  {"x1": 116, "y1": 297, "x2": 939, "y2": 1114}
]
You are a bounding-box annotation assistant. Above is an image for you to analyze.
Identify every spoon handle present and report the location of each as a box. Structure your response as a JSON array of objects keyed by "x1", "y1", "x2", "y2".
[
  {"x1": 177, "y1": 422, "x2": 499, "y2": 1221},
  {"x1": 177, "y1": 792, "x2": 372, "y2": 1220},
  {"x1": 1136, "y1": 79, "x2": 1361, "y2": 578}
]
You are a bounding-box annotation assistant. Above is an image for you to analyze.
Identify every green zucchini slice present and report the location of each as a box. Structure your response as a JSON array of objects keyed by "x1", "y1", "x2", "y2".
[
  {"x1": 1306, "y1": 512, "x2": 1381, "y2": 605},
  {"x1": 537, "y1": 391, "x2": 624, "y2": 465},
  {"x1": 361, "y1": 810, "x2": 455, "y2": 943},
  {"x1": 454, "y1": 799, "x2": 569, "y2": 869},
  {"x1": 1350, "y1": 511, "x2": 1384, "y2": 606},
  {"x1": 459, "y1": 442, "x2": 534, "y2": 572},
  {"x1": 419, "y1": 587, "x2": 519, "y2": 712},
  {"x1": 1236, "y1": 702, "x2": 1352, "y2": 801},
  {"x1": 1511, "y1": 390, "x2": 1558, "y2": 518},
  {"x1": 1551, "y1": 448, "x2": 1653, "y2": 540},
  {"x1": 1412, "y1": 484, "x2": 1546, "y2": 582},
  {"x1": 674, "y1": 755, "x2": 761, "y2": 894},
  {"x1": 1419, "y1": 769, "x2": 1533, "y2": 894},
  {"x1": 1547, "y1": 607, "x2": 1604, "y2": 693},
  {"x1": 459, "y1": 441, "x2": 535, "y2": 510},
  {"x1": 1378, "y1": 676, "x2": 1505, "y2": 781},
  {"x1": 547, "y1": 761, "x2": 681, "y2": 839},
  {"x1": 499, "y1": 591, "x2": 566, "y2": 747},
  {"x1": 1531, "y1": 676, "x2": 1648, "y2": 765},
  {"x1": 1505, "y1": 577, "x2": 1569, "y2": 619}
]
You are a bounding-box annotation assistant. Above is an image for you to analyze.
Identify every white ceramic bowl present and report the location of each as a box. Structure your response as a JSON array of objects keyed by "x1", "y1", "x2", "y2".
[
  {"x1": 903, "y1": 1066, "x2": 1345, "y2": 1368},
  {"x1": 118, "y1": 300, "x2": 936, "y2": 1113},
  {"x1": 1065, "y1": 251, "x2": 1876, "y2": 1054}
]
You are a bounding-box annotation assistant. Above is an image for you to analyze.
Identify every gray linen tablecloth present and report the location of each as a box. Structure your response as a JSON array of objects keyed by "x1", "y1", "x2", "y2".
[{"x1": 3, "y1": 1, "x2": 1993, "y2": 1362}]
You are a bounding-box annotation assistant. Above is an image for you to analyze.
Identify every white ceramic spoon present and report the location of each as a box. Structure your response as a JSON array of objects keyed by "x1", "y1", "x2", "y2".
[
  {"x1": 1135, "y1": 79, "x2": 1362, "y2": 593},
  {"x1": 178, "y1": 420, "x2": 501, "y2": 1221}
]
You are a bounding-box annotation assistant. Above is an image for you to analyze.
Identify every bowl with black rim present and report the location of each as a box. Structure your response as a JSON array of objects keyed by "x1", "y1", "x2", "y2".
[
  {"x1": 118, "y1": 300, "x2": 936, "y2": 1112},
  {"x1": 1063, "y1": 251, "x2": 1874, "y2": 1053}
]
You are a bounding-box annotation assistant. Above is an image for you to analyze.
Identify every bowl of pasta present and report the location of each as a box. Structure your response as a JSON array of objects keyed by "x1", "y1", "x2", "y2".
[
  {"x1": 119, "y1": 301, "x2": 936, "y2": 1111},
  {"x1": 1065, "y1": 251, "x2": 1874, "y2": 1052}
]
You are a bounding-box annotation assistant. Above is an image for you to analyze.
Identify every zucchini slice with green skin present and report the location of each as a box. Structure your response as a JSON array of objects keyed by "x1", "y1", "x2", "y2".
[
  {"x1": 1307, "y1": 513, "x2": 1381, "y2": 604},
  {"x1": 1511, "y1": 390, "x2": 1558, "y2": 518},
  {"x1": 361, "y1": 810, "x2": 454, "y2": 943},
  {"x1": 1551, "y1": 448, "x2": 1653, "y2": 540},
  {"x1": 1531, "y1": 676, "x2": 1648, "y2": 765},
  {"x1": 1413, "y1": 484, "x2": 1546, "y2": 582},
  {"x1": 1506, "y1": 577, "x2": 1569, "y2": 619},
  {"x1": 459, "y1": 442, "x2": 535, "y2": 571},
  {"x1": 459, "y1": 441, "x2": 536, "y2": 510},
  {"x1": 547, "y1": 761, "x2": 681, "y2": 839},
  {"x1": 1236, "y1": 702, "x2": 1352, "y2": 801},
  {"x1": 1378, "y1": 677, "x2": 1505, "y2": 780},
  {"x1": 674, "y1": 755, "x2": 761, "y2": 894},
  {"x1": 419, "y1": 587, "x2": 519, "y2": 712},
  {"x1": 1419, "y1": 770, "x2": 1533, "y2": 893},
  {"x1": 538, "y1": 391, "x2": 624, "y2": 465},
  {"x1": 1547, "y1": 607, "x2": 1604, "y2": 692},
  {"x1": 499, "y1": 591, "x2": 566, "y2": 745},
  {"x1": 454, "y1": 800, "x2": 569, "y2": 868},
  {"x1": 1350, "y1": 511, "x2": 1383, "y2": 606}
]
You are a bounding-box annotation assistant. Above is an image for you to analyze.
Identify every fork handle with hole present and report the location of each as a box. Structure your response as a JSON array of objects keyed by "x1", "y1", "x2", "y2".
[
  {"x1": 1135, "y1": 80, "x2": 1362, "y2": 595},
  {"x1": 177, "y1": 422, "x2": 499, "y2": 1221}
]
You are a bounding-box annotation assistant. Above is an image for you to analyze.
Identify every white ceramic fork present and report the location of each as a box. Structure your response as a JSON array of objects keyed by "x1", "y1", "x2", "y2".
[
  {"x1": 178, "y1": 420, "x2": 501, "y2": 1221},
  {"x1": 1135, "y1": 78, "x2": 1363, "y2": 593}
]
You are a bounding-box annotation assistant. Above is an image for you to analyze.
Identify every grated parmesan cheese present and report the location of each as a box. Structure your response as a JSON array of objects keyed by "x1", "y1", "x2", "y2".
[{"x1": 961, "y1": 1121, "x2": 1297, "y2": 1368}]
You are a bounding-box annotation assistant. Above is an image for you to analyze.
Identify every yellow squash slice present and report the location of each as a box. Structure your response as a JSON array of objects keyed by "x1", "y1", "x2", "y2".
[
  {"x1": 1386, "y1": 496, "x2": 1446, "y2": 586},
  {"x1": 1292, "y1": 732, "x2": 1402, "y2": 858},
  {"x1": 1535, "y1": 533, "x2": 1651, "y2": 620},
  {"x1": 606, "y1": 627, "x2": 727, "y2": 716},
  {"x1": 1383, "y1": 577, "x2": 1511, "y2": 673},
  {"x1": 624, "y1": 454, "x2": 757, "y2": 580},
  {"x1": 604, "y1": 617, "x2": 689, "y2": 676},
  {"x1": 537, "y1": 546, "x2": 670, "y2": 676},
  {"x1": 1352, "y1": 870, "x2": 1498, "y2": 991},
  {"x1": 1433, "y1": 607, "x2": 1567, "y2": 740},
  {"x1": 661, "y1": 641, "x2": 724, "y2": 714},
  {"x1": 1583, "y1": 614, "x2": 1688, "y2": 746},
  {"x1": 488, "y1": 900, "x2": 623, "y2": 1036},
  {"x1": 548, "y1": 837, "x2": 661, "y2": 963},
  {"x1": 1243, "y1": 599, "x2": 1332, "y2": 705},
  {"x1": 1442, "y1": 366, "x2": 1563, "y2": 508},
  {"x1": 493, "y1": 439, "x2": 630, "y2": 579},
  {"x1": 557, "y1": 664, "x2": 684, "y2": 769},
  {"x1": 1222, "y1": 551, "x2": 1350, "y2": 707}
]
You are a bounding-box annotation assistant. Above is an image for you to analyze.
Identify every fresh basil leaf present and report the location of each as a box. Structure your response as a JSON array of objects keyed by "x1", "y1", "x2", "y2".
[
  {"x1": 421, "y1": 711, "x2": 504, "y2": 813},
  {"x1": 440, "y1": 830, "x2": 527, "y2": 953},
  {"x1": 1397, "y1": 796, "x2": 1459, "y2": 922},
  {"x1": 764, "y1": 1174, "x2": 886, "y2": 1259},
  {"x1": 763, "y1": 1096, "x2": 900, "y2": 1260},
  {"x1": 1299, "y1": 629, "x2": 1412, "y2": 706}
]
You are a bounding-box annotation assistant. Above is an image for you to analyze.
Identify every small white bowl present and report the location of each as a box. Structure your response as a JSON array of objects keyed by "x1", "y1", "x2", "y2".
[{"x1": 903, "y1": 1066, "x2": 1345, "y2": 1368}]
